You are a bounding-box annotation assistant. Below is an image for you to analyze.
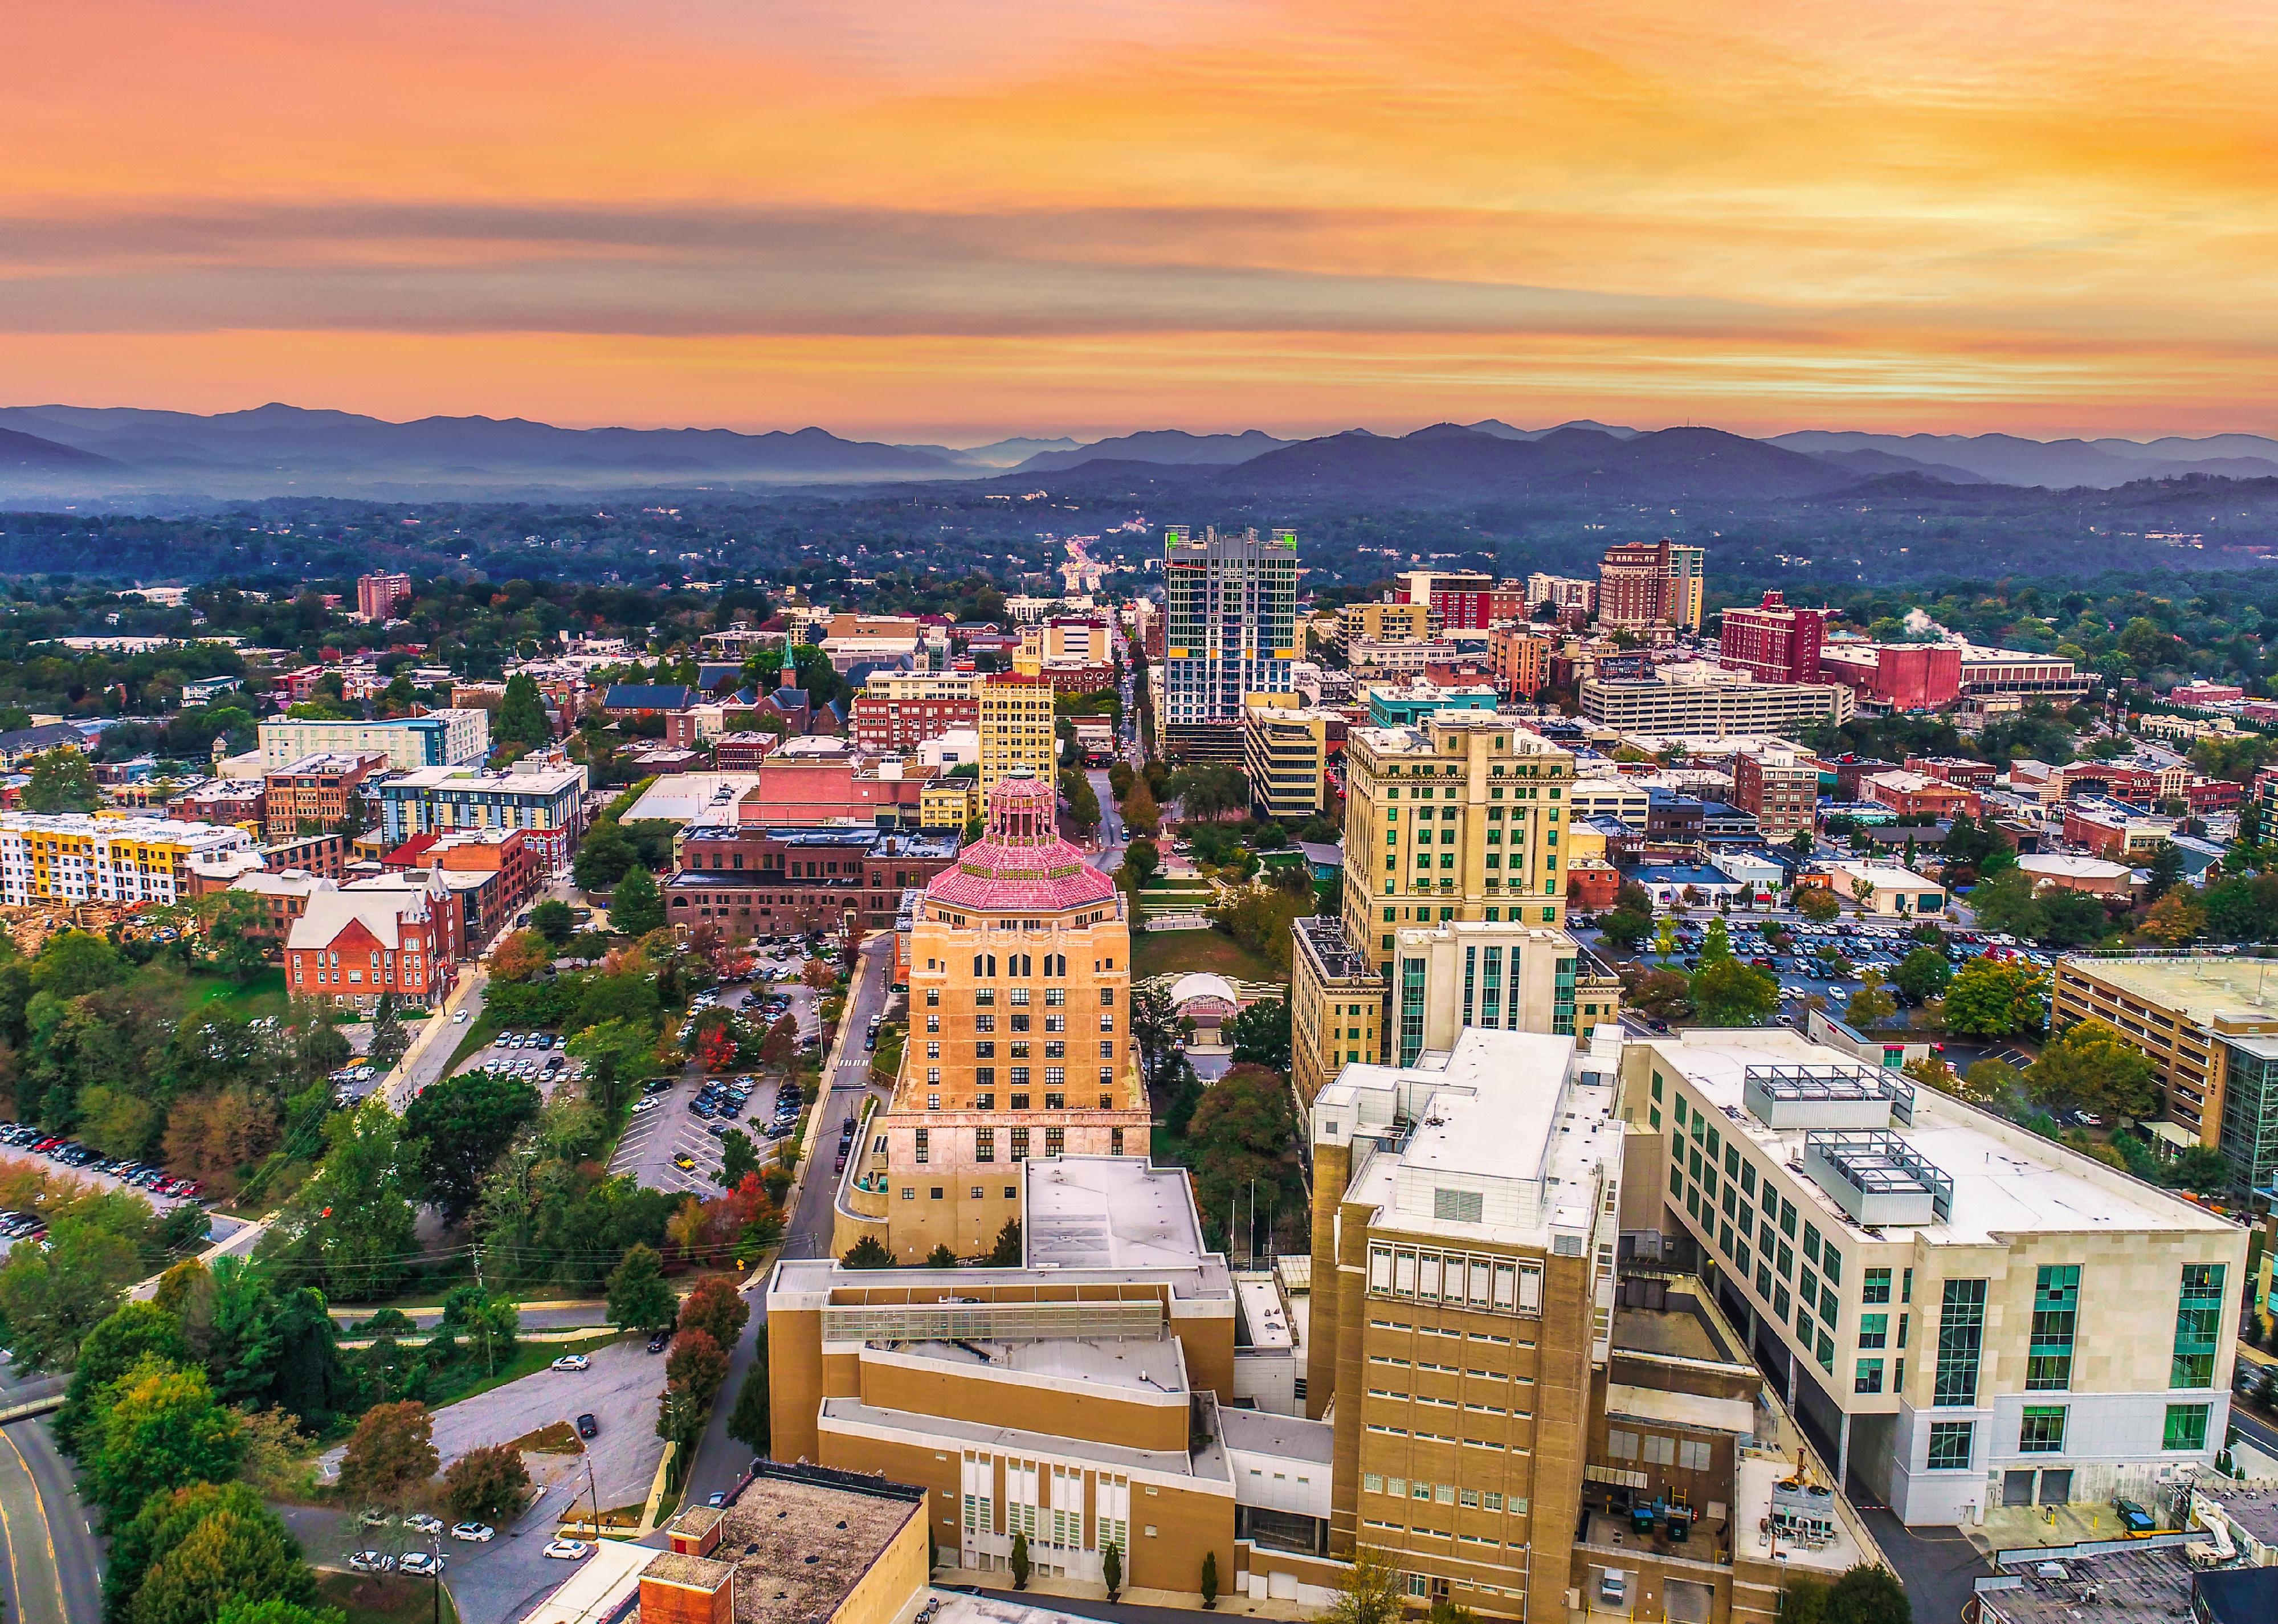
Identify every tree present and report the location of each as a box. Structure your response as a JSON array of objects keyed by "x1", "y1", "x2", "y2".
[
  {"x1": 726, "y1": 1329, "x2": 771, "y2": 1454},
  {"x1": 336, "y1": 1400, "x2": 438, "y2": 1509},
  {"x1": 1185, "y1": 1064, "x2": 1304, "y2": 1258},
  {"x1": 569, "y1": 1017, "x2": 661, "y2": 1115},
  {"x1": 1894, "y1": 946, "x2": 1952, "y2": 1003},
  {"x1": 488, "y1": 929, "x2": 553, "y2": 983},
  {"x1": 368, "y1": 995, "x2": 410, "y2": 1074},
  {"x1": 2038, "y1": 888, "x2": 2110, "y2": 949},
  {"x1": 1700, "y1": 917, "x2": 1733, "y2": 965},
  {"x1": 1227, "y1": 997, "x2": 1292, "y2": 1072},
  {"x1": 58, "y1": 1300, "x2": 189, "y2": 1455},
  {"x1": 0, "y1": 1211, "x2": 145, "y2": 1373},
  {"x1": 1628, "y1": 969, "x2": 1694, "y2": 1023},
  {"x1": 203, "y1": 892, "x2": 273, "y2": 984},
  {"x1": 677, "y1": 1275, "x2": 750, "y2": 1350},
  {"x1": 259, "y1": 1101, "x2": 419, "y2": 1300},
  {"x1": 925, "y1": 1243, "x2": 958, "y2": 1268},
  {"x1": 444, "y1": 1439, "x2": 532, "y2": 1522},
  {"x1": 405, "y1": 1069, "x2": 541, "y2": 1223},
  {"x1": 606, "y1": 1243, "x2": 678, "y2": 1332},
  {"x1": 530, "y1": 899, "x2": 575, "y2": 946},
  {"x1": 2141, "y1": 889, "x2": 2206, "y2": 946},
  {"x1": 87, "y1": 1359, "x2": 245, "y2": 1531},
  {"x1": 717, "y1": 1128, "x2": 760, "y2": 1189},
  {"x1": 2027, "y1": 1019, "x2": 2159, "y2": 1120},
  {"x1": 841, "y1": 1235, "x2": 895, "y2": 1269},
  {"x1": 130, "y1": 1504, "x2": 315, "y2": 1624},
  {"x1": 1121, "y1": 837, "x2": 1161, "y2": 888},
  {"x1": 668, "y1": 1321, "x2": 730, "y2": 1400},
  {"x1": 1689, "y1": 960, "x2": 1777, "y2": 1027},
  {"x1": 107, "y1": 1482, "x2": 275, "y2": 1624},
  {"x1": 495, "y1": 672, "x2": 555, "y2": 750},
  {"x1": 1010, "y1": 1529, "x2": 1031, "y2": 1590},
  {"x1": 1942, "y1": 957, "x2": 2048, "y2": 1039},
  {"x1": 1323, "y1": 1548, "x2": 1405, "y2": 1624},
  {"x1": 1967, "y1": 868, "x2": 2043, "y2": 940},
  {"x1": 1121, "y1": 777, "x2": 1160, "y2": 837},
  {"x1": 1061, "y1": 769, "x2": 1100, "y2": 834},
  {"x1": 1599, "y1": 909, "x2": 1652, "y2": 952},
  {"x1": 1958, "y1": 1058, "x2": 2023, "y2": 1109},
  {"x1": 610, "y1": 863, "x2": 666, "y2": 937},
  {"x1": 1844, "y1": 972, "x2": 1899, "y2": 1029},
  {"x1": 24, "y1": 748, "x2": 100, "y2": 813},
  {"x1": 1823, "y1": 1564, "x2": 1909, "y2": 1624},
  {"x1": 573, "y1": 819, "x2": 638, "y2": 891},
  {"x1": 1103, "y1": 1539, "x2": 1122, "y2": 1602},
  {"x1": 1794, "y1": 887, "x2": 1841, "y2": 923},
  {"x1": 1201, "y1": 1548, "x2": 1220, "y2": 1610},
  {"x1": 2145, "y1": 840, "x2": 2185, "y2": 901},
  {"x1": 985, "y1": 1220, "x2": 1023, "y2": 1267},
  {"x1": 1779, "y1": 1572, "x2": 1831, "y2": 1624},
  {"x1": 1129, "y1": 982, "x2": 1182, "y2": 1093}
]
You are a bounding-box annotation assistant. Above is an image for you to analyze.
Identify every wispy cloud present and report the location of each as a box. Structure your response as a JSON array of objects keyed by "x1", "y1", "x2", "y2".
[{"x1": 2, "y1": 1, "x2": 2275, "y2": 434}]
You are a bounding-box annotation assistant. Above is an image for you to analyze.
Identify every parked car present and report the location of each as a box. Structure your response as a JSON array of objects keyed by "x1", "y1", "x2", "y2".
[
  {"x1": 577, "y1": 1413, "x2": 598, "y2": 1439},
  {"x1": 406, "y1": 1512, "x2": 443, "y2": 1535},
  {"x1": 648, "y1": 1331, "x2": 670, "y2": 1353},
  {"x1": 399, "y1": 1552, "x2": 446, "y2": 1578},
  {"x1": 544, "y1": 1540, "x2": 592, "y2": 1560},
  {"x1": 551, "y1": 1353, "x2": 591, "y2": 1372},
  {"x1": 450, "y1": 1523, "x2": 495, "y2": 1543},
  {"x1": 349, "y1": 1552, "x2": 395, "y2": 1574}
]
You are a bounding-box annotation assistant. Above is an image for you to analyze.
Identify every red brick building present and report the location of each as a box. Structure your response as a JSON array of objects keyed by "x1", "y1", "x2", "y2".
[
  {"x1": 851, "y1": 688, "x2": 979, "y2": 752},
  {"x1": 285, "y1": 886, "x2": 448, "y2": 1008},
  {"x1": 667, "y1": 826, "x2": 960, "y2": 940},
  {"x1": 383, "y1": 827, "x2": 544, "y2": 944},
  {"x1": 712, "y1": 732, "x2": 782, "y2": 770},
  {"x1": 1820, "y1": 644, "x2": 1964, "y2": 709},
  {"x1": 1863, "y1": 770, "x2": 1981, "y2": 820},
  {"x1": 1732, "y1": 752, "x2": 1821, "y2": 837},
  {"x1": 1904, "y1": 756, "x2": 1997, "y2": 791},
  {"x1": 1401, "y1": 569, "x2": 1526, "y2": 630},
  {"x1": 1487, "y1": 626, "x2": 1552, "y2": 699},
  {"x1": 1717, "y1": 590, "x2": 1826, "y2": 684},
  {"x1": 264, "y1": 752, "x2": 387, "y2": 841}
]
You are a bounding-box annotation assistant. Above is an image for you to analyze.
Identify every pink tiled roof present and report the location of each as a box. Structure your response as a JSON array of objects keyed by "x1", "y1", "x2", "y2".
[{"x1": 925, "y1": 834, "x2": 1117, "y2": 912}]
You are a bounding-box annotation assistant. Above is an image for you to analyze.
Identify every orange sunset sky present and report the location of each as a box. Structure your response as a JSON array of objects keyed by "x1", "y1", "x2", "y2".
[{"x1": 7, "y1": 0, "x2": 2277, "y2": 440}]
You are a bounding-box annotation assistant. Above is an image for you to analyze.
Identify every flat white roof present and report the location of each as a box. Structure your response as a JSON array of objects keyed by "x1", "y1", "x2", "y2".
[
  {"x1": 885, "y1": 1336, "x2": 1188, "y2": 1397},
  {"x1": 1024, "y1": 1157, "x2": 1207, "y2": 1272},
  {"x1": 2018, "y1": 854, "x2": 2134, "y2": 879},
  {"x1": 1646, "y1": 1030, "x2": 2235, "y2": 1245},
  {"x1": 1235, "y1": 1277, "x2": 1292, "y2": 1352},
  {"x1": 1605, "y1": 1382, "x2": 1755, "y2": 1437}
]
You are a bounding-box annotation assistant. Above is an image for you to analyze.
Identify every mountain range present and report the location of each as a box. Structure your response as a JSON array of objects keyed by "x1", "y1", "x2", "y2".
[{"x1": 1, "y1": 402, "x2": 2275, "y2": 505}]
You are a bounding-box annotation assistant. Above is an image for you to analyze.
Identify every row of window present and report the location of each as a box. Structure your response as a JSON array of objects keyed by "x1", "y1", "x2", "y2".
[
  {"x1": 1360, "y1": 1475, "x2": 1529, "y2": 1516},
  {"x1": 1925, "y1": 1403, "x2": 2211, "y2": 1471}
]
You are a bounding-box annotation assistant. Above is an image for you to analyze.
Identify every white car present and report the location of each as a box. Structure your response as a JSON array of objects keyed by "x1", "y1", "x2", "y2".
[
  {"x1": 631, "y1": 1098, "x2": 659, "y2": 1114},
  {"x1": 451, "y1": 1523, "x2": 495, "y2": 1543},
  {"x1": 349, "y1": 1552, "x2": 395, "y2": 1574},
  {"x1": 399, "y1": 1552, "x2": 446, "y2": 1578},
  {"x1": 545, "y1": 1539, "x2": 593, "y2": 1560},
  {"x1": 405, "y1": 1512, "x2": 443, "y2": 1535},
  {"x1": 552, "y1": 1353, "x2": 591, "y2": 1372}
]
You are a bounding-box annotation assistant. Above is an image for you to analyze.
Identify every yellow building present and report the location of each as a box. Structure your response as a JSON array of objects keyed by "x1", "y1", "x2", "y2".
[
  {"x1": 839, "y1": 773, "x2": 1150, "y2": 1263},
  {"x1": 0, "y1": 811, "x2": 257, "y2": 908},
  {"x1": 1292, "y1": 915, "x2": 1387, "y2": 1109},
  {"x1": 1338, "y1": 601, "x2": 1434, "y2": 647},
  {"x1": 1308, "y1": 1027, "x2": 1625, "y2": 1620},
  {"x1": 1340, "y1": 711, "x2": 1575, "y2": 979},
  {"x1": 1242, "y1": 695, "x2": 1341, "y2": 822},
  {"x1": 919, "y1": 780, "x2": 978, "y2": 833},
  {"x1": 977, "y1": 671, "x2": 1058, "y2": 795}
]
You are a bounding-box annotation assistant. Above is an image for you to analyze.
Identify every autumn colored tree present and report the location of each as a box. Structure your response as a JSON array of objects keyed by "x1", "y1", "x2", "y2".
[
  {"x1": 129, "y1": 1503, "x2": 315, "y2": 1624},
  {"x1": 87, "y1": 1361, "x2": 246, "y2": 1530},
  {"x1": 443, "y1": 1443, "x2": 532, "y2": 1524},
  {"x1": 678, "y1": 1275, "x2": 750, "y2": 1350},
  {"x1": 335, "y1": 1401, "x2": 438, "y2": 1509},
  {"x1": 2141, "y1": 889, "x2": 2206, "y2": 946},
  {"x1": 488, "y1": 930, "x2": 553, "y2": 983},
  {"x1": 667, "y1": 1329, "x2": 730, "y2": 1409}
]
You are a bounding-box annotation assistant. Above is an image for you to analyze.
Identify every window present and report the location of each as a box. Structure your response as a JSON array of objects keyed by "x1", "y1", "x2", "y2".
[
  {"x1": 1859, "y1": 1313, "x2": 1888, "y2": 1350},
  {"x1": 913, "y1": 1129, "x2": 928, "y2": 1165},
  {"x1": 1934, "y1": 1279, "x2": 1987, "y2": 1407},
  {"x1": 1010, "y1": 1127, "x2": 1028, "y2": 1161},
  {"x1": 2172, "y1": 1264, "x2": 2224, "y2": 1389},
  {"x1": 2163, "y1": 1403, "x2": 2210, "y2": 1452},
  {"x1": 1926, "y1": 1421, "x2": 1973, "y2": 1470},
  {"x1": 1863, "y1": 1267, "x2": 1893, "y2": 1305},
  {"x1": 1855, "y1": 1359, "x2": 1884, "y2": 1394},
  {"x1": 2028, "y1": 1265, "x2": 2079, "y2": 1391},
  {"x1": 976, "y1": 1128, "x2": 994, "y2": 1163},
  {"x1": 2018, "y1": 1407, "x2": 2065, "y2": 1454}
]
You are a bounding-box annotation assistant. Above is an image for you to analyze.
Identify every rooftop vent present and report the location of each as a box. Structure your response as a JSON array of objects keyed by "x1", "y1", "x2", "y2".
[
  {"x1": 1744, "y1": 1064, "x2": 1914, "y2": 1131},
  {"x1": 1803, "y1": 1129, "x2": 1952, "y2": 1227}
]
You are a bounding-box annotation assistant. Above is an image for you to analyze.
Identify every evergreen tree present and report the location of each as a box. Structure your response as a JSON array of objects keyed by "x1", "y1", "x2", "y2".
[
  {"x1": 726, "y1": 1329, "x2": 771, "y2": 1454},
  {"x1": 495, "y1": 673, "x2": 555, "y2": 750},
  {"x1": 840, "y1": 1236, "x2": 895, "y2": 1269},
  {"x1": 605, "y1": 1243, "x2": 677, "y2": 1331},
  {"x1": 610, "y1": 863, "x2": 666, "y2": 936}
]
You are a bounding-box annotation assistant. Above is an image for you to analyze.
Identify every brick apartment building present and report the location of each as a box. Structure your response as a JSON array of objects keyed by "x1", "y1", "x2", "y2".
[
  {"x1": 1732, "y1": 751, "x2": 1820, "y2": 837},
  {"x1": 264, "y1": 752, "x2": 387, "y2": 841},
  {"x1": 667, "y1": 825, "x2": 959, "y2": 939},
  {"x1": 851, "y1": 675, "x2": 980, "y2": 752},
  {"x1": 1716, "y1": 591, "x2": 1826, "y2": 684},
  {"x1": 1488, "y1": 626, "x2": 1552, "y2": 699}
]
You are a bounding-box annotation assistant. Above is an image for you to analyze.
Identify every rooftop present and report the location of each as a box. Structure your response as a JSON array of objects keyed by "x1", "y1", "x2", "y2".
[
  {"x1": 880, "y1": 1335, "x2": 1189, "y2": 1398},
  {"x1": 1643, "y1": 1029, "x2": 2238, "y2": 1244},
  {"x1": 2057, "y1": 953, "x2": 2278, "y2": 1031},
  {"x1": 698, "y1": 1466, "x2": 925, "y2": 1624},
  {"x1": 1024, "y1": 1157, "x2": 1207, "y2": 1272},
  {"x1": 818, "y1": 1394, "x2": 1227, "y2": 1482},
  {"x1": 1974, "y1": 1539, "x2": 2200, "y2": 1624},
  {"x1": 1314, "y1": 1027, "x2": 1623, "y2": 1251}
]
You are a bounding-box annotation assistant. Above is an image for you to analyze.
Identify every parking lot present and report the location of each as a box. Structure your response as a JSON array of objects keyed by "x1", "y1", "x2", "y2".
[
  {"x1": 606, "y1": 959, "x2": 828, "y2": 1197},
  {"x1": 0, "y1": 1133, "x2": 205, "y2": 1213},
  {"x1": 449, "y1": 1027, "x2": 585, "y2": 1103},
  {"x1": 1569, "y1": 913, "x2": 2047, "y2": 1033}
]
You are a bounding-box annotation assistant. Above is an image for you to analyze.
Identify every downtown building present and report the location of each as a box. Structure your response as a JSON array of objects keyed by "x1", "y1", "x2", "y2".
[
  {"x1": 835, "y1": 773, "x2": 1148, "y2": 1264},
  {"x1": 1579, "y1": 666, "x2": 1855, "y2": 736},
  {"x1": 1596, "y1": 541, "x2": 1705, "y2": 633},
  {"x1": 371, "y1": 758, "x2": 589, "y2": 872},
  {"x1": 0, "y1": 811, "x2": 256, "y2": 908},
  {"x1": 1627, "y1": 1028, "x2": 2245, "y2": 1525},
  {"x1": 1716, "y1": 591, "x2": 1827, "y2": 684},
  {"x1": 851, "y1": 672, "x2": 981, "y2": 752},
  {"x1": 1399, "y1": 570, "x2": 1526, "y2": 631},
  {"x1": 1159, "y1": 527, "x2": 1299, "y2": 761},
  {"x1": 256, "y1": 708, "x2": 489, "y2": 770}
]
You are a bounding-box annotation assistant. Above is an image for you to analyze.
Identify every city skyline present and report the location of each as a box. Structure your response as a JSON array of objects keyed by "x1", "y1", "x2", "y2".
[{"x1": 8, "y1": 1, "x2": 2277, "y2": 438}]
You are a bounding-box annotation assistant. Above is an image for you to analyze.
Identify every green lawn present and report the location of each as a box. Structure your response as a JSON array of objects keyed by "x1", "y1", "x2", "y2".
[
  {"x1": 186, "y1": 967, "x2": 291, "y2": 1020},
  {"x1": 316, "y1": 1570, "x2": 459, "y2": 1624},
  {"x1": 1133, "y1": 927, "x2": 1285, "y2": 986},
  {"x1": 442, "y1": 1006, "x2": 505, "y2": 1074}
]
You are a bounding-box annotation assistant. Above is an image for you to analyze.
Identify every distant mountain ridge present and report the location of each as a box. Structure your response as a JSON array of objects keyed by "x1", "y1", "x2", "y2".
[{"x1": 2, "y1": 401, "x2": 2276, "y2": 501}]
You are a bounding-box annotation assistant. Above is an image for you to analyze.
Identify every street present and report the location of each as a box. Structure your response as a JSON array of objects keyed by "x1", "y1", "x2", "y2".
[
  {"x1": 0, "y1": 1415, "x2": 100, "y2": 1624},
  {"x1": 669, "y1": 933, "x2": 897, "y2": 1513}
]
